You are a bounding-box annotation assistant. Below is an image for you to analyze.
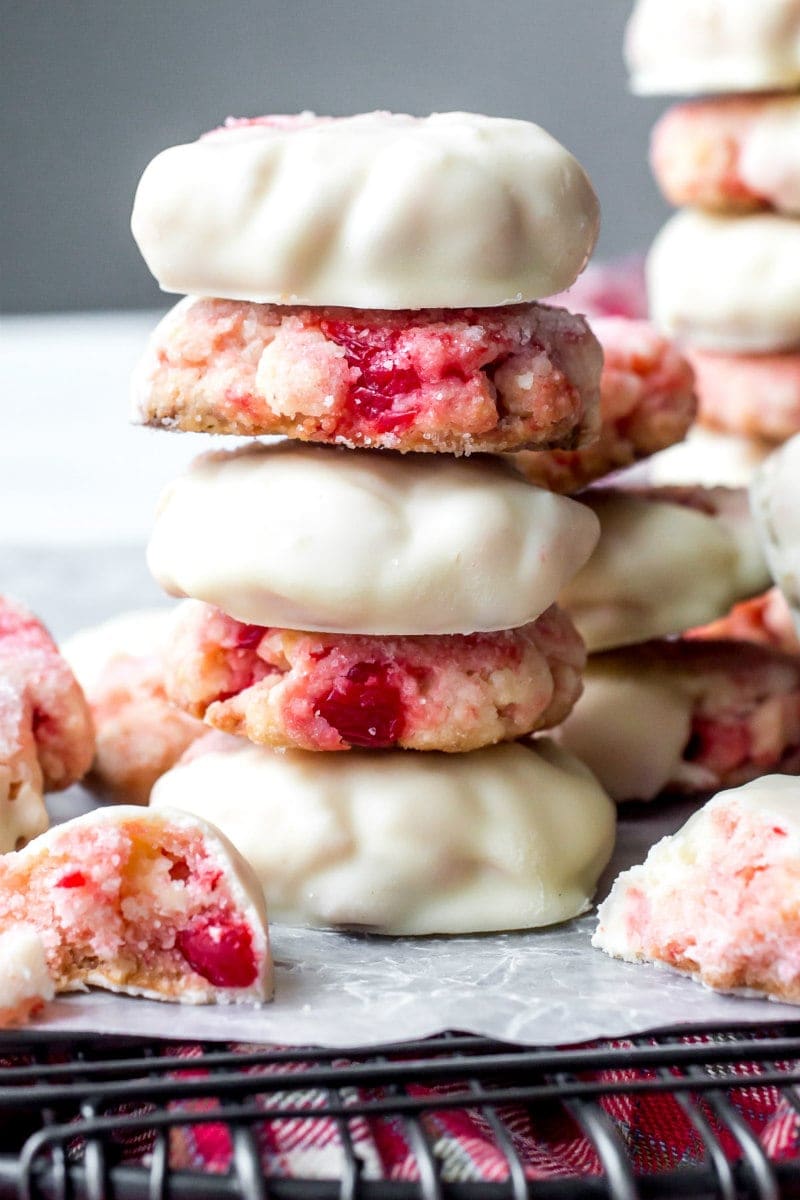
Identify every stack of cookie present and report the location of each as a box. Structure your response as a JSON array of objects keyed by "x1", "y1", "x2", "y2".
[
  {"x1": 628, "y1": 0, "x2": 800, "y2": 467},
  {"x1": 130, "y1": 112, "x2": 616, "y2": 936},
  {"x1": 551, "y1": 0, "x2": 800, "y2": 804}
]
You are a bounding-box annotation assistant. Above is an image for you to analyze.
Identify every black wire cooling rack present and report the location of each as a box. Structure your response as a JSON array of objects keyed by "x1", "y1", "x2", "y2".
[{"x1": 1, "y1": 1026, "x2": 799, "y2": 1199}]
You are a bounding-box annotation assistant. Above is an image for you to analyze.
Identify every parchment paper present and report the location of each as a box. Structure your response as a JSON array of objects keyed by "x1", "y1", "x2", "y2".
[{"x1": 9, "y1": 545, "x2": 800, "y2": 1047}]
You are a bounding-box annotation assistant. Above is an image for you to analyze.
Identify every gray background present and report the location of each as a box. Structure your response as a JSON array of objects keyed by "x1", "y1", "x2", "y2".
[{"x1": 2, "y1": 0, "x2": 670, "y2": 313}]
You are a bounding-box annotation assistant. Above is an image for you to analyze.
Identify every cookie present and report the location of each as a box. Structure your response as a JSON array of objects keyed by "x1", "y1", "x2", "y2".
[
  {"x1": 688, "y1": 589, "x2": 800, "y2": 656},
  {"x1": 752, "y1": 433, "x2": 800, "y2": 631},
  {"x1": 546, "y1": 257, "x2": 647, "y2": 322},
  {"x1": 560, "y1": 487, "x2": 769, "y2": 652},
  {"x1": 151, "y1": 736, "x2": 615, "y2": 935},
  {"x1": 0, "y1": 596, "x2": 94, "y2": 792},
  {"x1": 556, "y1": 640, "x2": 800, "y2": 803},
  {"x1": 689, "y1": 348, "x2": 800, "y2": 443},
  {"x1": 147, "y1": 443, "x2": 600, "y2": 636},
  {"x1": 132, "y1": 112, "x2": 599, "y2": 309},
  {"x1": 625, "y1": 0, "x2": 800, "y2": 95},
  {"x1": 165, "y1": 601, "x2": 584, "y2": 753},
  {"x1": 0, "y1": 807, "x2": 272, "y2": 1004},
  {"x1": 0, "y1": 929, "x2": 53, "y2": 1028},
  {"x1": 640, "y1": 426, "x2": 774, "y2": 490},
  {"x1": 63, "y1": 609, "x2": 205, "y2": 804},
  {"x1": 132, "y1": 298, "x2": 602, "y2": 454},
  {"x1": 652, "y1": 95, "x2": 800, "y2": 216},
  {"x1": 511, "y1": 318, "x2": 696, "y2": 493},
  {"x1": 594, "y1": 775, "x2": 800, "y2": 1003},
  {"x1": 648, "y1": 211, "x2": 800, "y2": 354}
]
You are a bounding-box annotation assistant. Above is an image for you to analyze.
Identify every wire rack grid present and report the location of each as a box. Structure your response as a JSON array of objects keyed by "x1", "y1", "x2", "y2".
[{"x1": 0, "y1": 1026, "x2": 799, "y2": 1200}]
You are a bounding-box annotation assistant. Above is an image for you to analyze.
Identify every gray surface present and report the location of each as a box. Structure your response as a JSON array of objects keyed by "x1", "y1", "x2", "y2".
[{"x1": 3, "y1": 0, "x2": 669, "y2": 313}]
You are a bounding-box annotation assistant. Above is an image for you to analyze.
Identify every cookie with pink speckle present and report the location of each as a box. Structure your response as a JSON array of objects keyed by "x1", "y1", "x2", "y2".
[
  {"x1": 688, "y1": 589, "x2": 800, "y2": 656},
  {"x1": 0, "y1": 596, "x2": 93, "y2": 793},
  {"x1": 165, "y1": 601, "x2": 585, "y2": 753},
  {"x1": 132, "y1": 298, "x2": 602, "y2": 454},
  {"x1": 689, "y1": 348, "x2": 800, "y2": 443},
  {"x1": 63, "y1": 610, "x2": 205, "y2": 804},
  {"x1": 651, "y1": 95, "x2": 800, "y2": 216},
  {"x1": 511, "y1": 319, "x2": 696, "y2": 493},
  {"x1": 0, "y1": 806, "x2": 272, "y2": 1005},
  {"x1": 594, "y1": 774, "x2": 800, "y2": 1003}
]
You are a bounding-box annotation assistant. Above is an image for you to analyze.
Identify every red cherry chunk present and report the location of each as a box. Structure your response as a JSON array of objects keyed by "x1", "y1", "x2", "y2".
[
  {"x1": 685, "y1": 717, "x2": 750, "y2": 775},
  {"x1": 316, "y1": 661, "x2": 404, "y2": 748},
  {"x1": 322, "y1": 320, "x2": 421, "y2": 429},
  {"x1": 57, "y1": 871, "x2": 87, "y2": 889},
  {"x1": 176, "y1": 916, "x2": 258, "y2": 988},
  {"x1": 236, "y1": 624, "x2": 265, "y2": 650}
]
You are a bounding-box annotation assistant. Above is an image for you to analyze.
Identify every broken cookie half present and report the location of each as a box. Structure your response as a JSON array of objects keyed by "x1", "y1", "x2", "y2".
[{"x1": 0, "y1": 807, "x2": 272, "y2": 1005}]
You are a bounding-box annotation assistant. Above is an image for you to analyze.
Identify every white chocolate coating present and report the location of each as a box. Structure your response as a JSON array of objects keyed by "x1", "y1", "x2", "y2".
[
  {"x1": 625, "y1": 0, "x2": 800, "y2": 95},
  {"x1": 0, "y1": 929, "x2": 54, "y2": 1018},
  {"x1": 557, "y1": 664, "x2": 698, "y2": 804},
  {"x1": 740, "y1": 99, "x2": 800, "y2": 215},
  {"x1": 594, "y1": 775, "x2": 800, "y2": 962},
  {"x1": 648, "y1": 212, "x2": 800, "y2": 354},
  {"x1": 62, "y1": 608, "x2": 174, "y2": 695},
  {"x1": 151, "y1": 736, "x2": 615, "y2": 935},
  {"x1": 147, "y1": 443, "x2": 600, "y2": 636},
  {"x1": 643, "y1": 427, "x2": 774, "y2": 490},
  {"x1": 752, "y1": 433, "x2": 800, "y2": 635},
  {"x1": 131, "y1": 111, "x2": 600, "y2": 309},
  {"x1": 560, "y1": 489, "x2": 769, "y2": 653}
]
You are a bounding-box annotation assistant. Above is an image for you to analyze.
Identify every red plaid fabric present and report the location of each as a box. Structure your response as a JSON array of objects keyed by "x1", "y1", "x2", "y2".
[
  {"x1": 160, "y1": 1039, "x2": 800, "y2": 1182},
  {"x1": 3, "y1": 1036, "x2": 799, "y2": 1182}
]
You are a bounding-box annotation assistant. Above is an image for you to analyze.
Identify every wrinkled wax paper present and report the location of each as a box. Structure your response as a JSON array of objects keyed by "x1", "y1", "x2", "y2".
[{"x1": 11, "y1": 545, "x2": 800, "y2": 1046}]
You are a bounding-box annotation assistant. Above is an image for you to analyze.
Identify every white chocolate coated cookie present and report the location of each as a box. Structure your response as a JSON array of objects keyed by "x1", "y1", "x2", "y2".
[
  {"x1": 626, "y1": 0, "x2": 800, "y2": 95},
  {"x1": 643, "y1": 427, "x2": 774, "y2": 490},
  {"x1": 131, "y1": 112, "x2": 600, "y2": 309},
  {"x1": 648, "y1": 212, "x2": 800, "y2": 354},
  {"x1": 0, "y1": 929, "x2": 53, "y2": 1027},
  {"x1": 560, "y1": 488, "x2": 769, "y2": 652},
  {"x1": 147, "y1": 443, "x2": 600, "y2": 636},
  {"x1": 151, "y1": 736, "x2": 615, "y2": 935},
  {"x1": 753, "y1": 433, "x2": 800, "y2": 632},
  {"x1": 557, "y1": 641, "x2": 800, "y2": 803}
]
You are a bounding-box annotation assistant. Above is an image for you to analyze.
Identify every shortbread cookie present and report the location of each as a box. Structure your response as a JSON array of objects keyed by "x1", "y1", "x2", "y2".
[
  {"x1": 594, "y1": 775, "x2": 800, "y2": 1003},
  {"x1": 63, "y1": 609, "x2": 205, "y2": 804},
  {"x1": 648, "y1": 211, "x2": 800, "y2": 354},
  {"x1": 689, "y1": 349, "x2": 800, "y2": 443},
  {"x1": 546, "y1": 257, "x2": 647, "y2": 322},
  {"x1": 0, "y1": 596, "x2": 93, "y2": 792},
  {"x1": 560, "y1": 488, "x2": 769, "y2": 652},
  {"x1": 132, "y1": 111, "x2": 600, "y2": 309},
  {"x1": 625, "y1": 0, "x2": 800, "y2": 95},
  {"x1": 151, "y1": 736, "x2": 615, "y2": 935},
  {"x1": 642, "y1": 427, "x2": 774, "y2": 490},
  {"x1": 132, "y1": 298, "x2": 602, "y2": 454},
  {"x1": 0, "y1": 929, "x2": 54, "y2": 1028},
  {"x1": 0, "y1": 687, "x2": 48, "y2": 854},
  {"x1": 689, "y1": 590, "x2": 800, "y2": 656},
  {"x1": 148, "y1": 443, "x2": 600, "y2": 636},
  {"x1": 0, "y1": 807, "x2": 272, "y2": 1004},
  {"x1": 556, "y1": 640, "x2": 800, "y2": 803},
  {"x1": 511, "y1": 319, "x2": 695, "y2": 493},
  {"x1": 165, "y1": 601, "x2": 584, "y2": 753},
  {"x1": 752, "y1": 434, "x2": 800, "y2": 629},
  {"x1": 652, "y1": 96, "x2": 800, "y2": 216}
]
